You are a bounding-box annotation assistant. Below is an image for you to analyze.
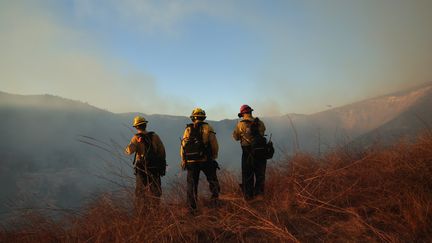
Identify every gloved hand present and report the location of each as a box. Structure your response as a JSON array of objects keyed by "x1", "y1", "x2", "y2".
[
  {"x1": 181, "y1": 160, "x2": 187, "y2": 170},
  {"x1": 213, "y1": 160, "x2": 220, "y2": 170},
  {"x1": 159, "y1": 167, "x2": 166, "y2": 176},
  {"x1": 159, "y1": 160, "x2": 167, "y2": 176}
]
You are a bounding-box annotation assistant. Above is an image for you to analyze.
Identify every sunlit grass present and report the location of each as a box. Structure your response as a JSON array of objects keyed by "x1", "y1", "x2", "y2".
[{"x1": 2, "y1": 132, "x2": 432, "y2": 242}]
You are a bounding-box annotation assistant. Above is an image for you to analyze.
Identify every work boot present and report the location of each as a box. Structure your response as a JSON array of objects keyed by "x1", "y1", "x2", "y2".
[
  {"x1": 188, "y1": 208, "x2": 198, "y2": 216},
  {"x1": 209, "y1": 196, "x2": 220, "y2": 208}
]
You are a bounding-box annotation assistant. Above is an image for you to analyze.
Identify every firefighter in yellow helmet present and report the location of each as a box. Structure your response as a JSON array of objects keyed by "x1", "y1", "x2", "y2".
[
  {"x1": 180, "y1": 108, "x2": 220, "y2": 213},
  {"x1": 125, "y1": 116, "x2": 167, "y2": 206}
]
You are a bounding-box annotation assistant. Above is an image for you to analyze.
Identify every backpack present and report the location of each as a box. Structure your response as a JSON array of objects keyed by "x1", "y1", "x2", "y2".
[
  {"x1": 135, "y1": 132, "x2": 165, "y2": 173},
  {"x1": 242, "y1": 118, "x2": 274, "y2": 160},
  {"x1": 182, "y1": 122, "x2": 210, "y2": 161}
]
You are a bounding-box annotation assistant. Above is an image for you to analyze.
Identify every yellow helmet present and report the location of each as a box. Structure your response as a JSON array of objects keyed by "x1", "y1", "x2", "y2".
[
  {"x1": 133, "y1": 116, "x2": 148, "y2": 127},
  {"x1": 190, "y1": 107, "x2": 206, "y2": 119}
]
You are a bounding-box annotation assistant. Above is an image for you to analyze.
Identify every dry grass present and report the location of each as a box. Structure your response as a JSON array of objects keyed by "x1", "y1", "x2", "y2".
[{"x1": 2, "y1": 133, "x2": 432, "y2": 242}]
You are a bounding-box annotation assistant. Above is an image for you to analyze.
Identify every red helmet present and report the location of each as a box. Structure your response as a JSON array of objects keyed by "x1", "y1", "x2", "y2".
[{"x1": 238, "y1": 104, "x2": 253, "y2": 117}]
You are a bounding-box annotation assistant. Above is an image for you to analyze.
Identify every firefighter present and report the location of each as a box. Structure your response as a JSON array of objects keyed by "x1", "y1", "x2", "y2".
[
  {"x1": 180, "y1": 108, "x2": 220, "y2": 213},
  {"x1": 125, "y1": 116, "x2": 167, "y2": 207},
  {"x1": 233, "y1": 105, "x2": 267, "y2": 200}
]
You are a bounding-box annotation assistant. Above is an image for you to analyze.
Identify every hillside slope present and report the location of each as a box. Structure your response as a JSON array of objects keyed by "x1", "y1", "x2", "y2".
[
  {"x1": 277, "y1": 82, "x2": 432, "y2": 153},
  {"x1": 352, "y1": 85, "x2": 432, "y2": 146}
]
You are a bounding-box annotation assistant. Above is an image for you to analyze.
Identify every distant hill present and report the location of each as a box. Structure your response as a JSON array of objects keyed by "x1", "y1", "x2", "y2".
[
  {"x1": 271, "y1": 82, "x2": 432, "y2": 152},
  {"x1": 1, "y1": 82, "x2": 431, "y2": 222},
  {"x1": 351, "y1": 84, "x2": 432, "y2": 147}
]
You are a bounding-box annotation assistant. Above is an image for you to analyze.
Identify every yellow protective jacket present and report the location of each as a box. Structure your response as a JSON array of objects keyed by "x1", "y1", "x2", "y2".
[
  {"x1": 180, "y1": 121, "x2": 219, "y2": 163},
  {"x1": 232, "y1": 114, "x2": 266, "y2": 146},
  {"x1": 125, "y1": 131, "x2": 166, "y2": 164}
]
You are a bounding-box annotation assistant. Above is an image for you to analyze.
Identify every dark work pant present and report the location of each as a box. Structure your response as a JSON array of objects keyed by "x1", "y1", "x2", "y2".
[
  {"x1": 241, "y1": 146, "x2": 267, "y2": 200},
  {"x1": 186, "y1": 161, "x2": 220, "y2": 210},
  {"x1": 135, "y1": 168, "x2": 161, "y2": 206}
]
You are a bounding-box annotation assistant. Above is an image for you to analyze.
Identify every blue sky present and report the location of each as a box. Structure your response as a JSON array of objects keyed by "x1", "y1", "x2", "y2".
[{"x1": 1, "y1": 0, "x2": 432, "y2": 120}]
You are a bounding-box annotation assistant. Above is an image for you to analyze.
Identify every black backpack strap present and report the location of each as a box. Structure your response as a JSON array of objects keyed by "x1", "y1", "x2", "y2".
[
  {"x1": 240, "y1": 118, "x2": 261, "y2": 139},
  {"x1": 145, "y1": 132, "x2": 154, "y2": 147},
  {"x1": 187, "y1": 123, "x2": 206, "y2": 141},
  {"x1": 252, "y1": 117, "x2": 260, "y2": 127},
  {"x1": 136, "y1": 132, "x2": 155, "y2": 158},
  {"x1": 186, "y1": 122, "x2": 208, "y2": 127},
  {"x1": 136, "y1": 132, "x2": 154, "y2": 142}
]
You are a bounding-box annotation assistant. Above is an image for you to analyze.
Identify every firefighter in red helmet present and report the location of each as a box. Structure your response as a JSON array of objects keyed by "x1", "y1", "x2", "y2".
[{"x1": 233, "y1": 105, "x2": 267, "y2": 200}]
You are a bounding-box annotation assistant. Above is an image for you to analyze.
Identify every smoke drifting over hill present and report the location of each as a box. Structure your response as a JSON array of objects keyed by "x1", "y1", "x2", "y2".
[
  {"x1": 2, "y1": 1, "x2": 432, "y2": 119},
  {"x1": 0, "y1": 1, "x2": 192, "y2": 116}
]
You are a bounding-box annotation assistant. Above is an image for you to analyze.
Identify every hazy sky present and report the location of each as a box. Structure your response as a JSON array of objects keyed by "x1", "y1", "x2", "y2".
[{"x1": 1, "y1": 0, "x2": 432, "y2": 120}]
